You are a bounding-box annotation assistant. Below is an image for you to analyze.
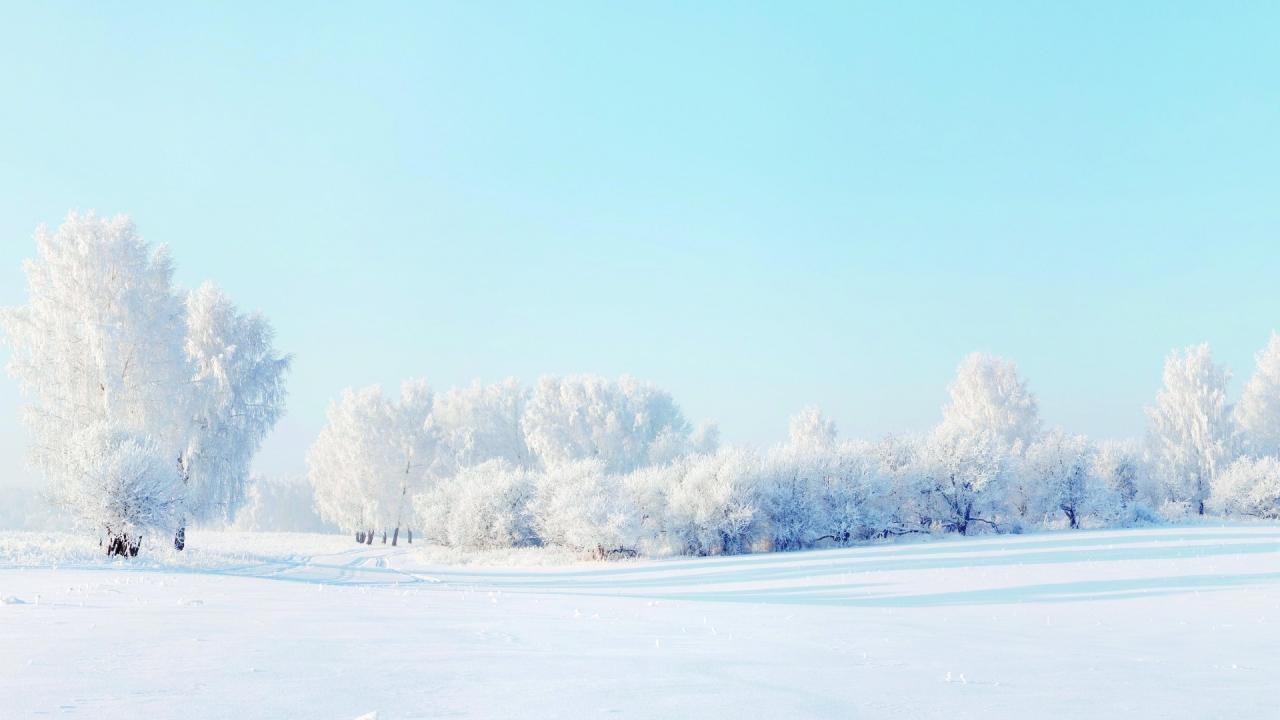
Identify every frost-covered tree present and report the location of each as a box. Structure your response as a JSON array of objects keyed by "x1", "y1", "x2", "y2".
[
  {"x1": 177, "y1": 283, "x2": 291, "y2": 547},
  {"x1": 758, "y1": 449, "x2": 826, "y2": 551},
  {"x1": 1092, "y1": 439, "x2": 1152, "y2": 509},
  {"x1": 666, "y1": 448, "x2": 763, "y2": 555},
  {"x1": 919, "y1": 429, "x2": 1008, "y2": 535},
  {"x1": 1146, "y1": 344, "x2": 1234, "y2": 515},
  {"x1": 1024, "y1": 429, "x2": 1094, "y2": 528},
  {"x1": 1235, "y1": 333, "x2": 1280, "y2": 457},
  {"x1": 787, "y1": 406, "x2": 838, "y2": 452},
  {"x1": 427, "y1": 378, "x2": 532, "y2": 471},
  {"x1": 420, "y1": 460, "x2": 537, "y2": 549},
  {"x1": 307, "y1": 382, "x2": 434, "y2": 544},
  {"x1": 530, "y1": 459, "x2": 643, "y2": 556},
  {"x1": 1209, "y1": 456, "x2": 1280, "y2": 519},
  {"x1": 521, "y1": 375, "x2": 695, "y2": 472},
  {"x1": 939, "y1": 353, "x2": 1041, "y2": 449},
  {"x1": 0, "y1": 214, "x2": 288, "y2": 554}
]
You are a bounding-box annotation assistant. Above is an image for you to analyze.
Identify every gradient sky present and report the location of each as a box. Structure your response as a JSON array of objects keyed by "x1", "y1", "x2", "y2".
[{"x1": 2, "y1": 2, "x2": 1279, "y2": 487}]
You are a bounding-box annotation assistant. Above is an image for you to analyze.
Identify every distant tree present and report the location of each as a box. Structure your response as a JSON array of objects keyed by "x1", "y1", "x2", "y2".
[
  {"x1": 1235, "y1": 333, "x2": 1280, "y2": 457},
  {"x1": 1024, "y1": 429, "x2": 1094, "y2": 528},
  {"x1": 787, "y1": 406, "x2": 838, "y2": 452},
  {"x1": 307, "y1": 382, "x2": 433, "y2": 544},
  {"x1": 919, "y1": 429, "x2": 1008, "y2": 535},
  {"x1": 231, "y1": 475, "x2": 335, "y2": 533},
  {"x1": 1146, "y1": 344, "x2": 1234, "y2": 515},
  {"x1": 1092, "y1": 439, "x2": 1152, "y2": 508},
  {"x1": 521, "y1": 375, "x2": 694, "y2": 472},
  {"x1": 427, "y1": 378, "x2": 532, "y2": 472},
  {"x1": 939, "y1": 353, "x2": 1041, "y2": 449}
]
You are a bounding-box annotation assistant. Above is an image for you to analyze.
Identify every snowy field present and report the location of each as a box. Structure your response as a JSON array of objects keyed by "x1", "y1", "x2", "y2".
[{"x1": 3, "y1": 526, "x2": 1279, "y2": 719}]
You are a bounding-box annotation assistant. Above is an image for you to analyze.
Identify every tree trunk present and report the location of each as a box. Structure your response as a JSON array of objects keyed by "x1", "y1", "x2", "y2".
[
  {"x1": 382, "y1": 530, "x2": 387, "y2": 544},
  {"x1": 1198, "y1": 499, "x2": 1205, "y2": 515},
  {"x1": 106, "y1": 532, "x2": 141, "y2": 558},
  {"x1": 391, "y1": 527, "x2": 400, "y2": 546},
  {"x1": 407, "y1": 529, "x2": 413, "y2": 544},
  {"x1": 365, "y1": 530, "x2": 373, "y2": 545},
  {"x1": 356, "y1": 531, "x2": 365, "y2": 544},
  {"x1": 174, "y1": 525, "x2": 186, "y2": 551}
]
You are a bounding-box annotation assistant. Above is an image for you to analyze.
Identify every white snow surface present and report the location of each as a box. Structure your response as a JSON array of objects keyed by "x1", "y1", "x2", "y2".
[{"x1": 2, "y1": 525, "x2": 1279, "y2": 719}]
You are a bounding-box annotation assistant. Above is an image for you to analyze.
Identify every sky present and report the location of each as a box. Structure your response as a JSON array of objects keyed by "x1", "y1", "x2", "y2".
[{"x1": 2, "y1": 2, "x2": 1279, "y2": 488}]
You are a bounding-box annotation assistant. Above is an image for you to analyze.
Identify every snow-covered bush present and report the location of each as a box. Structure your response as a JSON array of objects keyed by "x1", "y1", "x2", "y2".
[
  {"x1": 530, "y1": 460, "x2": 643, "y2": 556},
  {"x1": 666, "y1": 448, "x2": 763, "y2": 555},
  {"x1": 1209, "y1": 456, "x2": 1280, "y2": 519},
  {"x1": 54, "y1": 424, "x2": 185, "y2": 555},
  {"x1": 758, "y1": 447, "x2": 827, "y2": 550},
  {"x1": 441, "y1": 461, "x2": 537, "y2": 549}
]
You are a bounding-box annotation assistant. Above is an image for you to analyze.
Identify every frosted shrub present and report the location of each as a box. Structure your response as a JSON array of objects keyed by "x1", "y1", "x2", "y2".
[
  {"x1": 55, "y1": 425, "x2": 185, "y2": 555},
  {"x1": 445, "y1": 462, "x2": 537, "y2": 549},
  {"x1": 531, "y1": 460, "x2": 643, "y2": 556},
  {"x1": 759, "y1": 448, "x2": 826, "y2": 550},
  {"x1": 1209, "y1": 457, "x2": 1280, "y2": 519},
  {"x1": 666, "y1": 449, "x2": 763, "y2": 555}
]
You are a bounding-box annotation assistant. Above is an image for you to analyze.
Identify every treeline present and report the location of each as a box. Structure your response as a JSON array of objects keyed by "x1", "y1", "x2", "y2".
[{"x1": 308, "y1": 340, "x2": 1280, "y2": 557}]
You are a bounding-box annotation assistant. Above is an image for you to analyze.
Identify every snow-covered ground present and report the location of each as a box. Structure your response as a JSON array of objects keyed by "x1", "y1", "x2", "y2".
[{"x1": 2, "y1": 526, "x2": 1278, "y2": 719}]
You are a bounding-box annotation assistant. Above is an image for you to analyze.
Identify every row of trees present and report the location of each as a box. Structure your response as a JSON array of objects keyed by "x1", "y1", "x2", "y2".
[
  {"x1": 307, "y1": 341, "x2": 1280, "y2": 557},
  {"x1": 305, "y1": 375, "x2": 717, "y2": 545},
  {"x1": 1, "y1": 214, "x2": 291, "y2": 554},
  {"x1": 8, "y1": 214, "x2": 1280, "y2": 558}
]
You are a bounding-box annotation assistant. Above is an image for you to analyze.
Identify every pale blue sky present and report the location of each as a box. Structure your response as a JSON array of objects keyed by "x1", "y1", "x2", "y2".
[{"x1": 2, "y1": 2, "x2": 1279, "y2": 485}]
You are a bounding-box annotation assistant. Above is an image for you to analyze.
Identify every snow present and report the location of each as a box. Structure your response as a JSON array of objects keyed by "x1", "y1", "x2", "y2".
[{"x1": 2, "y1": 525, "x2": 1279, "y2": 718}]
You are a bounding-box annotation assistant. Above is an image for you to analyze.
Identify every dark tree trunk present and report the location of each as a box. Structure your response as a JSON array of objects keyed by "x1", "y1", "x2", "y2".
[
  {"x1": 106, "y1": 532, "x2": 142, "y2": 558},
  {"x1": 365, "y1": 530, "x2": 373, "y2": 545},
  {"x1": 356, "y1": 531, "x2": 365, "y2": 544},
  {"x1": 391, "y1": 527, "x2": 400, "y2": 546},
  {"x1": 1198, "y1": 500, "x2": 1205, "y2": 515},
  {"x1": 174, "y1": 525, "x2": 186, "y2": 551},
  {"x1": 381, "y1": 530, "x2": 387, "y2": 544},
  {"x1": 407, "y1": 529, "x2": 413, "y2": 544}
]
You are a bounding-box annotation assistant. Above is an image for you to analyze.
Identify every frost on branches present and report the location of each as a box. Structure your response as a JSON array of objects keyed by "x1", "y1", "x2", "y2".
[
  {"x1": 0, "y1": 213, "x2": 290, "y2": 555},
  {"x1": 1145, "y1": 344, "x2": 1233, "y2": 515},
  {"x1": 309, "y1": 336, "x2": 1280, "y2": 558}
]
